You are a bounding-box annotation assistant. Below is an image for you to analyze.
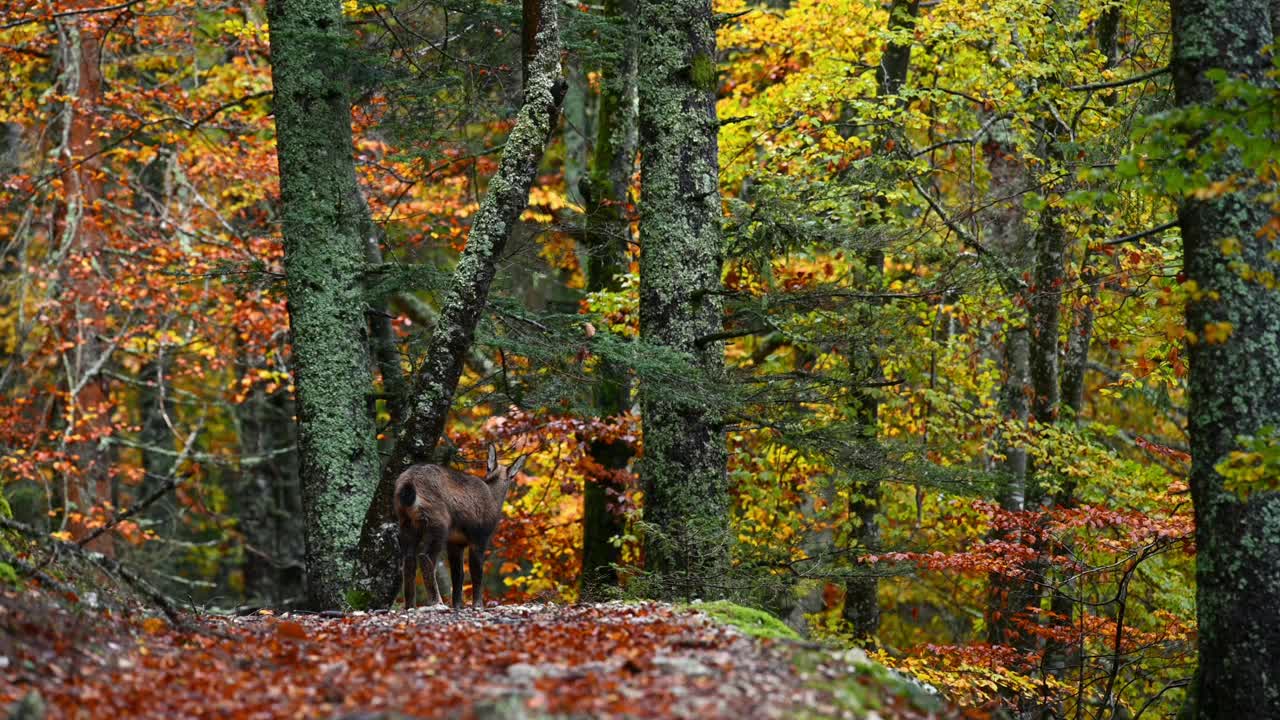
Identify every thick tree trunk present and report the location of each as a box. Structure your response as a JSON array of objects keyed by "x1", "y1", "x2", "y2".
[
  {"x1": 266, "y1": 0, "x2": 382, "y2": 609},
  {"x1": 636, "y1": 0, "x2": 730, "y2": 600},
  {"x1": 351, "y1": 0, "x2": 565, "y2": 607},
  {"x1": 579, "y1": 0, "x2": 638, "y2": 600},
  {"x1": 1171, "y1": 2, "x2": 1280, "y2": 716}
]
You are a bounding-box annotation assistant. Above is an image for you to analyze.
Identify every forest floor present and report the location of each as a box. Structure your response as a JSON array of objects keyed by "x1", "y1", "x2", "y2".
[{"x1": 0, "y1": 587, "x2": 958, "y2": 720}]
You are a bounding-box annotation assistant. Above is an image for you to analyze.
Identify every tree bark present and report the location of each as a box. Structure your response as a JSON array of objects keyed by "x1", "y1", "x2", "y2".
[
  {"x1": 266, "y1": 0, "x2": 382, "y2": 609},
  {"x1": 987, "y1": 323, "x2": 1032, "y2": 647},
  {"x1": 359, "y1": 201, "x2": 408, "y2": 435},
  {"x1": 636, "y1": 0, "x2": 730, "y2": 600},
  {"x1": 1171, "y1": 2, "x2": 1280, "y2": 716},
  {"x1": 237, "y1": 380, "x2": 305, "y2": 605},
  {"x1": 351, "y1": 0, "x2": 565, "y2": 607},
  {"x1": 1027, "y1": 206, "x2": 1065, "y2": 430},
  {"x1": 579, "y1": 0, "x2": 639, "y2": 600}
]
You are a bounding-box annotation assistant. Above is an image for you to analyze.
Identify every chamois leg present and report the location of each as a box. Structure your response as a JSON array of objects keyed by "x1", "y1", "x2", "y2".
[
  {"x1": 420, "y1": 533, "x2": 444, "y2": 606},
  {"x1": 468, "y1": 540, "x2": 488, "y2": 609},
  {"x1": 446, "y1": 543, "x2": 465, "y2": 608},
  {"x1": 399, "y1": 526, "x2": 420, "y2": 609}
]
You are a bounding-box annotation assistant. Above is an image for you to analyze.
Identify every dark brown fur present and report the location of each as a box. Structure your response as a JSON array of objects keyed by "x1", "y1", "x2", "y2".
[{"x1": 393, "y1": 446, "x2": 525, "y2": 608}]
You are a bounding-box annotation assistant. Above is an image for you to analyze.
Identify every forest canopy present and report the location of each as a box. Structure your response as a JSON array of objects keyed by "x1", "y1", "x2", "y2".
[{"x1": 1, "y1": 0, "x2": 1278, "y2": 717}]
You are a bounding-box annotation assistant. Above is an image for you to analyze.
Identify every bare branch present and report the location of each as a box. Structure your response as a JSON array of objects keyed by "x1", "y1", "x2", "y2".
[{"x1": 1068, "y1": 66, "x2": 1170, "y2": 92}]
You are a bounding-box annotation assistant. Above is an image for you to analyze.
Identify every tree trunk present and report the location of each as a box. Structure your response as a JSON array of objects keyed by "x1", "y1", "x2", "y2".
[
  {"x1": 52, "y1": 20, "x2": 115, "y2": 556},
  {"x1": 359, "y1": 201, "x2": 408, "y2": 435},
  {"x1": 1059, "y1": 250, "x2": 1097, "y2": 422},
  {"x1": 134, "y1": 154, "x2": 179, "y2": 537},
  {"x1": 237, "y1": 381, "x2": 305, "y2": 605},
  {"x1": 988, "y1": 323, "x2": 1032, "y2": 647},
  {"x1": 841, "y1": 0, "x2": 919, "y2": 642},
  {"x1": 1171, "y1": 2, "x2": 1280, "y2": 716},
  {"x1": 350, "y1": 0, "x2": 565, "y2": 607},
  {"x1": 636, "y1": 0, "x2": 730, "y2": 600},
  {"x1": 1027, "y1": 206, "x2": 1064, "y2": 431},
  {"x1": 266, "y1": 0, "x2": 383, "y2": 609},
  {"x1": 579, "y1": 0, "x2": 639, "y2": 600}
]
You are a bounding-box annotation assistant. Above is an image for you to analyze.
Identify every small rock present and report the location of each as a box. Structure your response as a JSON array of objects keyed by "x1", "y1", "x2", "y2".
[
  {"x1": 652, "y1": 654, "x2": 713, "y2": 676},
  {"x1": 504, "y1": 663, "x2": 542, "y2": 682}
]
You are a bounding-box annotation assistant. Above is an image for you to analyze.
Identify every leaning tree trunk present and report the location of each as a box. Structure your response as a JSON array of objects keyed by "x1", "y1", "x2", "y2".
[
  {"x1": 636, "y1": 0, "x2": 730, "y2": 600},
  {"x1": 350, "y1": 0, "x2": 565, "y2": 608},
  {"x1": 579, "y1": 0, "x2": 639, "y2": 600},
  {"x1": 1171, "y1": 2, "x2": 1280, "y2": 717},
  {"x1": 266, "y1": 0, "x2": 382, "y2": 609}
]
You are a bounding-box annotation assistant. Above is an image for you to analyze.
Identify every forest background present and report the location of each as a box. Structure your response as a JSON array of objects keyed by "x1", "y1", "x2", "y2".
[{"x1": 2, "y1": 0, "x2": 1278, "y2": 717}]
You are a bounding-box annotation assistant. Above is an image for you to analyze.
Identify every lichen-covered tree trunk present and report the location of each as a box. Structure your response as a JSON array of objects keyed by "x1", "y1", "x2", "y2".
[
  {"x1": 636, "y1": 0, "x2": 730, "y2": 600},
  {"x1": 266, "y1": 0, "x2": 382, "y2": 609},
  {"x1": 1171, "y1": 2, "x2": 1280, "y2": 716},
  {"x1": 579, "y1": 0, "x2": 639, "y2": 600},
  {"x1": 350, "y1": 0, "x2": 565, "y2": 607}
]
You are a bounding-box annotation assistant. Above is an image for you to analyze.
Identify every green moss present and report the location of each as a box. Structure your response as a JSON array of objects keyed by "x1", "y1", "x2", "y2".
[
  {"x1": 790, "y1": 647, "x2": 945, "y2": 718},
  {"x1": 344, "y1": 587, "x2": 372, "y2": 611},
  {"x1": 687, "y1": 600, "x2": 800, "y2": 640},
  {"x1": 690, "y1": 53, "x2": 717, "y2": 92},
  {"x1": 0, "y1": 562, "x2": 18, "y2": 587}
]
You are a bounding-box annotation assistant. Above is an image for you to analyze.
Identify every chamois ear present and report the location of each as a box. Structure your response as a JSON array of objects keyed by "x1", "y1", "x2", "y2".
[
  {"x1": 509, "y1": 454, "x2": 528, "y2": 478},
  {"x1": 487, "y1": 444, "x2": 498, "y2": 473}
]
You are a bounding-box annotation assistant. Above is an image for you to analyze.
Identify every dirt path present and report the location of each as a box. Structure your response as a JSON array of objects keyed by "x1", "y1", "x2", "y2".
[{"x1": 3, "y1": 601, "x2": 953, "y2": 719}]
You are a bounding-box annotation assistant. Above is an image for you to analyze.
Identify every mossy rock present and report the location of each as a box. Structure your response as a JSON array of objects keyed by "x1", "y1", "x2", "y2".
[{"x1": 686, "y1": 600, "x2": 801, "y2": 641}]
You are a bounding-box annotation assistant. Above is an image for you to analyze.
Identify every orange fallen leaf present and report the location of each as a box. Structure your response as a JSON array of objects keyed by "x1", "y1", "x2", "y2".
[{"x1": 277, "y1": 619, "x2": 308, "y2": 641}]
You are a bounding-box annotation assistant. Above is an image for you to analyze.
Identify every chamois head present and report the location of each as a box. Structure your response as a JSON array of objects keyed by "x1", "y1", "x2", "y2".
[{"x1": 484, "y1": 444, "x2": 528, "y2": 488}]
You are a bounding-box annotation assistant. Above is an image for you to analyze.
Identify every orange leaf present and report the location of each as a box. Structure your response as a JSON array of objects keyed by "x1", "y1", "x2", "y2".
[{"x1": 277, "y1": 619, "x2": 308, "y2": 641}]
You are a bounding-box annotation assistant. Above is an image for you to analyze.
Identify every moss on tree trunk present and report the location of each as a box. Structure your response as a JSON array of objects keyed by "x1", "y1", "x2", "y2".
[
  {"x1": 266, "y1": 0, "x2": 382, "y2": 609},
  {"x1": 1172, "y1": 1, "x2": 1280, "y2": 715},
  {"x1": 637, "y1": 0, "x2": 730, "y2": 600}
]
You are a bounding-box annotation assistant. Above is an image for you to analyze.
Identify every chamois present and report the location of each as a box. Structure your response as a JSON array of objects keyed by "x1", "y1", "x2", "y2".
[{"x1": 393, "y1": 445, "x2": 525, "y2": 608}]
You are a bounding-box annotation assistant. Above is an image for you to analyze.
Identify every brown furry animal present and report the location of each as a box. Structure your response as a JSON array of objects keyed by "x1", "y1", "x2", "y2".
[{"x1": 393, "y1": 445, "x2": 525, "y2": 608}]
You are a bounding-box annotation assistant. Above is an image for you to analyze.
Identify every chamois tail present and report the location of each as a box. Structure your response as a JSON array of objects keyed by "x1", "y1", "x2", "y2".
[{"x1": 397, "y1": 481, "x2": 417, "y2": 510}]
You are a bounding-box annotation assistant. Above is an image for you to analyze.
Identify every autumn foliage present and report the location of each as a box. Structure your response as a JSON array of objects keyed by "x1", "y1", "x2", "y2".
[{"x1": 0, "y1": 0, "x2": 1250, "y2": 716}]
